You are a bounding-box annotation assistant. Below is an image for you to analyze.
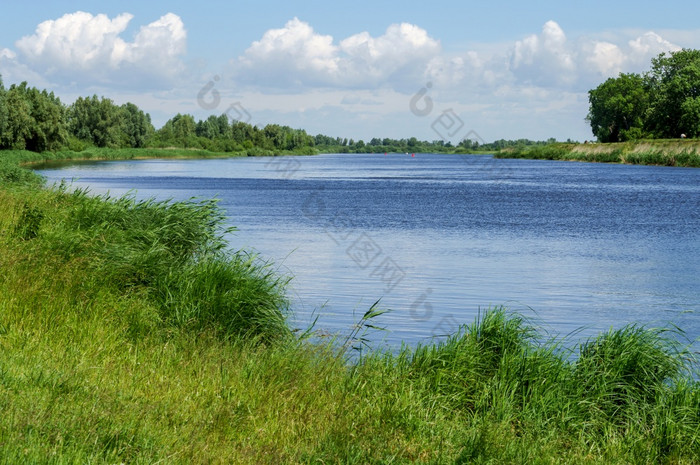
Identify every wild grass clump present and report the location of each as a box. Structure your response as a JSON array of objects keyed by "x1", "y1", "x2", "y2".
[
  {"x1": 2, "y1": 184, "x2": 290, "y2": 342},
  {"x1": 496, "y1": 139, "x2": 700, "y2": 166},
  {"x1": 155, "y1": 255, "x2": 289, "y2": 339},
  {"x1": 1, "y1": 153, "x2": 699, "y2": 462},
  {"x1": 574, "y1": 326, "x2": 687, "y2": 420}
]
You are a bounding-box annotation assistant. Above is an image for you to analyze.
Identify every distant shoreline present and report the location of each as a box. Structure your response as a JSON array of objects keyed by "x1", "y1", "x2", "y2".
[{"x1": 495, "y1": 139, "x2": 700, "y2": 168}]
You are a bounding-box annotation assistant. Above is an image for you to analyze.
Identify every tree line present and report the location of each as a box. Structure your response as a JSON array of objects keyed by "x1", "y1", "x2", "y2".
[
  {"x1": 1, "y1": 75, "x2": 565, "y2": 155},
  {"x1": 587, "y1": 49, "x2": 700, "y2": 142},
  {"x1": 0, "y1": 77, "x2": 319, "y2": 154}
]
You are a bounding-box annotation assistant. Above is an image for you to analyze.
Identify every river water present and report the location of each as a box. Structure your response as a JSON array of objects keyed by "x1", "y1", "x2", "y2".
[{"x1": 36, "y1": 153, "x2": 700, "y2": 350}]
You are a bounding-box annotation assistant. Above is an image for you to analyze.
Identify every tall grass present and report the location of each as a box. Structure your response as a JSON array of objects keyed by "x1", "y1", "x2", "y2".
[
  {"x1": 2, "y1": 183, "x2": 290, "y2": 342},
  {"x1": 1, "y1": 151, "x2": 699, "y2": 462},
  {"x1": 496, "y1": 139, "x2": 700, "y2": 167}
]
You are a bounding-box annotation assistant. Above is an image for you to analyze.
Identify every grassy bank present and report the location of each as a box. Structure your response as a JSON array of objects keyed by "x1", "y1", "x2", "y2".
[
  {"x1": 1, "y1": 152, "x2": 699, "y2": 462},
  {"x1": 495, "y1": 139, "x2": 700, "y2": 167}
]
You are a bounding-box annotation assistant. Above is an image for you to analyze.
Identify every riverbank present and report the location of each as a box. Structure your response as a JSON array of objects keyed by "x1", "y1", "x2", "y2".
[
  {"x1": 495, "y1": 139, "x2": 700, "y2": 167},
  {"x1": 1, "y1": 151, "x2": 699, "y2": 463}
]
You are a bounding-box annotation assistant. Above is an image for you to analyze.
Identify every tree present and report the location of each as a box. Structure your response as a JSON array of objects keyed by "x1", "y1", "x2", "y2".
[
  {"x1": 0, "y1": 76, "x2": 7, "y2": 145},
  {"x1": 0, "y1": 82, "x2": 67, "y2": 151},
  {"x1": 645, "y1": 49, "x2": 700, "y2": 138},
  {"x1": 68, "y1": 96, "x2": 124, "y2": 147},
  {"x1": 120, "y1": 102, "x2": 153, "y2": 148},
  {"x1": 23, "y1": 87, "x2": 68, "y2": 151},
  {"x1": 586, "y1": 73, "x2": 649, "y2": 142}
]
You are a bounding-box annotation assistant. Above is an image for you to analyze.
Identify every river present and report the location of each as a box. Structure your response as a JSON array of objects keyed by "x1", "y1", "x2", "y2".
[{"x1": 36, "y1": 153, "x2": 700, "y2": 350}]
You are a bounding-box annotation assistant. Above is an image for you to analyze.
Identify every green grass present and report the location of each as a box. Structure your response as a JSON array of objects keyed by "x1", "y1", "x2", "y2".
[
  {"x1": 495, "y1": 139, "x2": 700, "y2": 167},
  {"x1": 1, "y1": 150, "x2": 699, "y2": 462}
]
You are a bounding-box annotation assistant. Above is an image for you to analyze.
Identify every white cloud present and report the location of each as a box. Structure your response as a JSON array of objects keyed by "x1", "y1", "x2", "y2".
[
  {"x1": 339, "y1": 22, "x2": 440, "y2": 86},
  {"x1": 506, "y1": 21, "x2": 681, "y2": 90},
  {"x1": 510, "y1": 21, "x2": 577, "y2": 87},
  {"x1": 1, "y1": 48, "x2": 16, "y2": 60},
  {"x1": 0, "y1": 46, "x2": 50, "y2": 87},
  {"x1": 581, "y1": 41, "x2": 626, "y2": 77},
  {"x1": 628, "y1": 31, "x2": 681, "y2": 63},
  {"x1": 235, "y1": 18, "x2": 440, "y2": 89},
  {"x1": 16, "y1": 12, "x2": 133, "y2": 70},
  {"x1": 13, "y1": 11, "x2": 186, "y2": 88},
  {"x1": 239, "y1": 17, "x2": 339, "y2": 85},
  {"x1": 236, "y1": 18, "x2": 683, "y2": 95}
]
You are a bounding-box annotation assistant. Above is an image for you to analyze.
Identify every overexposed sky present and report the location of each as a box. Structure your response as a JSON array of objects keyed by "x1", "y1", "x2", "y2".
[{"x1": 2, "y1": 0, "x2": 699, "y2": 142}]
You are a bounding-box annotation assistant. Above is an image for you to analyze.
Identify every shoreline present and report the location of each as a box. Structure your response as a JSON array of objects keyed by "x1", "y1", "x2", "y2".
[
  {"x1": 495, "y1": 139, "x2": 700, "y2": 167},
  {"x1": 1, "y1": 146, "x2": 699, "y2": 462}
]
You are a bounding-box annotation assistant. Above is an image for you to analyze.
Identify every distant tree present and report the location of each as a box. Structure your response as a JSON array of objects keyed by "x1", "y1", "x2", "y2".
[
  {"x1": 0, "y1": 76, "x2": 7, "y2": 146},
  {"x1": 68, "y1": 96, "x2": 124, "y2": 147},
  {"x1": 0, "y1": 82, "x2": 67, "y2": 151},
  {"x1": 263, "y1": 124, "x2": 284, "y2": 149},
  {"x1": 1, "y1": 83, "x2": 32, "y2": 149},
  {"x1": 586, "y1": 73, "x2": 649, "y2": 142},
  {"x1": 152, "y1": 113, "x2": 200, "y2": 148},
  {"x1": 231, "y1": 121, "x2": 253, "y2": 144},
  {"x1": 645, "y1": 49, "x2": 700, "y2": 138},
  {"x1": 120, "y1": 102, "x2": 153, "y2": 148}
]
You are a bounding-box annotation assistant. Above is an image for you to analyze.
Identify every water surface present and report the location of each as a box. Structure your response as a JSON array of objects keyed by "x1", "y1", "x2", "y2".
[{"x1": 36, "y1": 154, "x2": 700, "y2": 350}]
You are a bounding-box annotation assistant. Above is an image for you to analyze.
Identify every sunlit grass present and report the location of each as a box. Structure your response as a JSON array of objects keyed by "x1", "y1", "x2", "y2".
[
  {"x1": 1, "y1": 151, "x2": 699, "y2": 463},
  {"x1": 496, "y1": 139, "x2": 700, "y2": 167}
]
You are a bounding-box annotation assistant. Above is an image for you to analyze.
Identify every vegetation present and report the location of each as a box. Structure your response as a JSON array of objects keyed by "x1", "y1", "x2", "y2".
[
  {"x1": 0, "y1": 48, "x2": 699, "y2": 461},
  {"x1": 587, "y1": 49, "x2": 700, "y2": 142},
  {"x1": 496, "y1": 49, "x2": 700, "y2": 167},
  {"x1": 1, "y1": 150, "x2": 699, "y2": 462},
  {"x1": 1, "y1": 74, "x2": 571, "y2": 160},
  {"x1": 495, "y1": 139, "x2": 700, "y2": 167}
]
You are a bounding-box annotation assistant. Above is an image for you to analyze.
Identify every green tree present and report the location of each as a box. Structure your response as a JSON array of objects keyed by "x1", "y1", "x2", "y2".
[
  {"x1": 645, "y1": 49, "x2": 700, "y2": 138},
  {"x1": 157, "y1": 114, "x2": 198, "y2": 148},
  {"x1": 0, "y1": 82, "x2": 67, "y2": 151},
  {"x1": 1, "y1": 83, "x2": 32, "y2": 149},
  {"x1": 68, "y1": 96, "x2": 125, "y2": 147},
  {"x1": 0, "y1": 76, "x2": 7, "y2": 145},
  {"x1": 120, "y1": 102, "x2": 153, "y2": 148},
  {"x1": 586, "y1": 73, "x2": 649, "y2": 142},
  {"x1": 24, "y1": 87, "x2": 68, "y2": 152}
]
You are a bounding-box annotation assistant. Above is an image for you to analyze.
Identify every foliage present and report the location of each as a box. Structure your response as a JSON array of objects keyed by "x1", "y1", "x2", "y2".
[
  {"x1": 0, "y1": 75, "x2": 567, "y2": 156},
  {"x1": 587, "y1": 49, "x2": 700, "y2": 141},
  {"x1": 0, "y1": 175, "x2": 699, "y2": 462},
  {"x1": 495, "y1": 139, "x2": 700, "y2": 167},
  {"x1": 587, "y1": 73, "x2": 649, "y2": 142},
  {"x1": 0, "y1": 81, "x2": 68, "y2": 151},
  {"x1": 67, "y1": 96, "x2": 155, "y2": 148},
  {"x1": 646, "y1": 49, "x2": 700, "y2": 138}
]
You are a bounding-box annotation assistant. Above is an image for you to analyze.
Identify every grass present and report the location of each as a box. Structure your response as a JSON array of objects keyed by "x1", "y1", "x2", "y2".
[
  {"x1": 1, "y1": 150, "x2": 699, "y2": 462},
  {"x1": 495, "y1": 139, "x2": 700, "y2": 167}
]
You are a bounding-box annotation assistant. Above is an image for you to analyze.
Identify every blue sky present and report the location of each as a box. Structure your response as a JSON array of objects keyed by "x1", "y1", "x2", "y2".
[{"x1": 2, "y1": 1, "x2": 699, "y2": 142}]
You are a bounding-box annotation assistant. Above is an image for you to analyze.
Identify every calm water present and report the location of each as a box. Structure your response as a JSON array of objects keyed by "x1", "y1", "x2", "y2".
[{"x1": 36, "y1": 154, "x2": 700, "y2": 349}]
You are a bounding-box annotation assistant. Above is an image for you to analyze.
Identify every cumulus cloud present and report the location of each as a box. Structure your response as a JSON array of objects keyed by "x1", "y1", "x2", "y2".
[
  {"x1": 0, "y1": 46, "x2": 50, "y2": 86},
  {"x1": 1, "y1": 48, "x2": 16, "y2": 60},
  {"x1": 339, "y1": 23, "x2": 441, "y2": 85},
  {"x1": 236, "y1": 18, "x2": 441, "y2": 89},
  {"x1": 627, "y1": 32, "x2": 680, "y2": 63},
  {"x1": 510, "y1": 21, "x2": 577, "y2": 87},
  {"x1": 12, "y1": 11, "x2": 186, "y2": 87},
  {"x1": 239, "y1": 17, "x2": 339, "y2": 85},
  {"x1": 507, "y1": 21, "x2": 681, "y2": 89},
  {"x1": 235, "y1": 18, "x2": 681, "y2": 95}
]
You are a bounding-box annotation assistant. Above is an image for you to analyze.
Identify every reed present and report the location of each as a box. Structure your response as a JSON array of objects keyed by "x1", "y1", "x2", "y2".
[
  {"x1": 496, "y1": 139, "x2": 700, "y2": 167},
  {"x1": 1, "y1": 151, "x2": 698, "y2": 463}
]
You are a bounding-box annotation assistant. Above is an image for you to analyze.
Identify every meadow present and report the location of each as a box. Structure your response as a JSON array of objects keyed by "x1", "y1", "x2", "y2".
[
  {"x1": 495, "y1": 139, "x2": 700, "y2": 167},
  {"x1": 0, "y1": 150, "x2": 699, "y2": 463}
]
